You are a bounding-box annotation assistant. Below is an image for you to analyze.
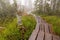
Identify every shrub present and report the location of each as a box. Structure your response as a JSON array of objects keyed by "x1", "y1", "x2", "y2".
[
  {"x1": 21, "y1": 15, "x2": 36, "y2": 40},
  {"x1": 0, "y1": 14, "x2": 36, "y2": 40},
  {"x1": 0, "y1": 18, "x2": 20, "y2": 40},
  {"x1": 42, "y1": 16, "x2": 60, "y2": 36}
]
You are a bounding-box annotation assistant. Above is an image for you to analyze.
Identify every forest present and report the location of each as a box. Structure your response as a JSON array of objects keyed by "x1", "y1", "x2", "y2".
[{"x1": 0, "y1": 0, "x2": 60, "y2": 40}]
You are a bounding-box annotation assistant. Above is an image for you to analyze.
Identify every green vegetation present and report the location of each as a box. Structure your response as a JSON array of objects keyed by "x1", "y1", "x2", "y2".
[
  {"x1": 34, "y1": 0, "x2": 60, "y2": 36},
  {"x1": 34, "y1": 0, "x2": 60, "y2": 16},
  {"x1": 20, "y1": 15, "x2": 36, "y2": 40},
  {"x1": 0, "y1": 18, "x2": 21, "y2": 40},
  {"x1": 0, "y1": 0, "x2": 17, "y2": 27},
  {"x1": 41, "y1": 16, "x2": 60, "y2": 36},
  {"x1": 0, "y1": 0, "x2": 36, "y2": 40},
  {"x1": 0, "y1": 0, "x2": 20, "y2": 39},
  {"x1": 0, "y1": 15, "x2": 36, "y2": 40}
]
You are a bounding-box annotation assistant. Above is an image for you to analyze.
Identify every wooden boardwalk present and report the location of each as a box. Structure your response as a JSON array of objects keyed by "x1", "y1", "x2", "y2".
[{"x1": 29, "y1": 16, "x2": 60, "y2": 40}]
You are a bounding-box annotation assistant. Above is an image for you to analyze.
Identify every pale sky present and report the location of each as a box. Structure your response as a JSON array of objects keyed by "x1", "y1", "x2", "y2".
[{"x1": 10, "y1": 0, "x2": 35, "y2": 5}]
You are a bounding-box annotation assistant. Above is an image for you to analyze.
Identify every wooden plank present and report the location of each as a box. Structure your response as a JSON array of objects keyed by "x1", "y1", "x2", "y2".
[
  {"x1": 38, "y1": 17, "x2": 45, "y2": 32},
  {"x1": 41, "y1": 23, "x2": 45, "y2": 32},
  {"x1": 39, "y1": 23, "x2": 44, "y2": 32},
  {"x1": 44, "y1": 23, "x2": 49, "y2": 33},
  {"x1": 53, "y1": 35, "x2": 60, "y2": 40},
  {"x1": 29, "y1": 22, "x2": 40, "y2": 40},
  {"x1": 29, "y1": 30, "x2": 38, "y2": 40},
  {"x1": 45, "y1": 33, "x2": 52, "y2": 40},
  {"x1": 48, "y1": 24, "x2": 53, "y2": 34},
  {"x1": 37, "y1": 31, "x2": 44, "y2": 40}
]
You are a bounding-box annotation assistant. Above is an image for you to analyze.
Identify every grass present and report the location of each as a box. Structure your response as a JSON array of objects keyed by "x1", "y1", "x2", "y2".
[
  {"x1": 0, "y1": 18, "x2": 21, "y2": 40},
  {"x1": 21, "y1": 15, "x2": 36, "y2": 40},
  {"x1": 0, "y1": 14, "x2": 36, "y2": 40},
  {"x1": 41, "y1": 15, "x2": 60, "y2": 36}
]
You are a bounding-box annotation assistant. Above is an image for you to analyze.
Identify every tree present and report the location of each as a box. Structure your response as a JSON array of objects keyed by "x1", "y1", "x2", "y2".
[
  {"x1": 0, "y1": 0, "x2": 17, "y2": 27},
  {"x1": 34, "y1": 0, "x2": 60, "y2": 15}
]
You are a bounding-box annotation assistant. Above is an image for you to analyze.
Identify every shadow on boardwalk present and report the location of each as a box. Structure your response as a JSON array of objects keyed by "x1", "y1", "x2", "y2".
[{"x1": 29, "y1": 16, "x2": 60, "y2": 40}]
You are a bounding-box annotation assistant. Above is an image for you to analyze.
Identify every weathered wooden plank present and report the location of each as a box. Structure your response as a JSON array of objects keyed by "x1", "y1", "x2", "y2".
[
  {"x1": 37, "y1": 31, "x2": 44, "y2": 40},
  {"x1": 45, "y1": 33, "x2": 52, "y2": 40},
  {"x1": 48, "y1": 24, "x2": 53, "y2": 34},
  {"x1": 44, "y1": 23, "x2": 49, "y2": 33},
  {"x1": 37, "y1": 17, "x2": 45, "y2": 32},
  {"x1": 29, "y1": 22, "x2": 40, "y2": 40},
  {"x1": 29, "y1": 30, "x2": 38, "y2": 40},
  {"x1": 39, "y1": 23, "x2": 45, "y2": 32},
  {"x1": 53, "y1": 35, "x2": 60, "y2": 40},
  {"x1": 39, "y1": 23, "x2": 42, "y2": 31}
]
